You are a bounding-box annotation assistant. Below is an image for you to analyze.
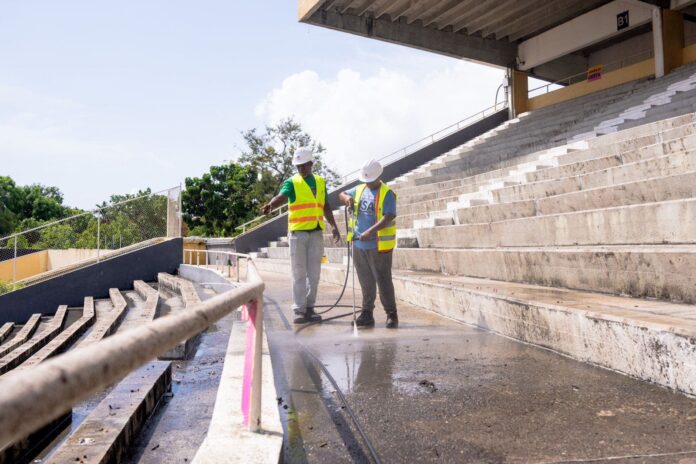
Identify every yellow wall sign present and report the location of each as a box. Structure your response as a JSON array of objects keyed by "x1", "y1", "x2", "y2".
[{"x1": 587, "y1": 65, "x2": 603, "y2": 82}]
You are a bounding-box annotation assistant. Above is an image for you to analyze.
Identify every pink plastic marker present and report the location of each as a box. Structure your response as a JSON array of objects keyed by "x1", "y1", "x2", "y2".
[{"x1": 241, "y1": 301, "x2": 257, "y2": 426}]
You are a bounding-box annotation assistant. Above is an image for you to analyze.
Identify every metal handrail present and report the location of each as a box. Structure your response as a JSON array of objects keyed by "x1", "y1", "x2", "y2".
[
  {"x1": 234, "y1": 101, "x2": 508, "y2": 236},
  {"x1": 235, "y1": 204, "x2": 288, "y2": 233},
  {"x1": 0, "y1": 256, "x2": 264, "y2": 447},
  {"x1": 183, "y1": 249, "x2": 250, "y2": 282}
]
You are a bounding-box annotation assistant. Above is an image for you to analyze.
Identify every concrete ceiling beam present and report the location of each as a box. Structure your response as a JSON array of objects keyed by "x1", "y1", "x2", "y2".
[
  {"x1": 464, "y1": 0, "x2": 522, "y2": 35},
  {"x1": 417, "y1": 0, "x2": 464, "y2": 26},
  {"x1": 401, "y1": 0, "x2": 442, "y2": 24},
  {"x1": 508, "y1": 0, "x2": 608, "y2": 42},
  {"x1": 386, "y1": 0, "x2": 422, "y2": 22},
  {"x1": 423, "y1": 0, "x2": 476, "y2": 27},
  {"x1": 481, "y1": 0, "x2": 546, "y2": 39},
  {"x1": 450, "y1": 0, "x2": 511, "y2": 33},
  {"x1": 303, "y1": 7, "x2": 517, "y2": 67}
]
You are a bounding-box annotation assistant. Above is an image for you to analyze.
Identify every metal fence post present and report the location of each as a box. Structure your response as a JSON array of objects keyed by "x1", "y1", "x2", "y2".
[
  {"x1": 96, "y1": 215, "x2": 101, "y2": 263},
  {"x1": 12, "y1": 236, "x2": 17, "y2": 290},
  {"x1": 248, "y1": 295, "x2": 264, "y2": 431}
]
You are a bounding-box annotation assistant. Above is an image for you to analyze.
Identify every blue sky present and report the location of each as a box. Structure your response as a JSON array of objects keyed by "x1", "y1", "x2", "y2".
[{"x1": 1, "y1": 1, "x2": 512, "y2": 209}]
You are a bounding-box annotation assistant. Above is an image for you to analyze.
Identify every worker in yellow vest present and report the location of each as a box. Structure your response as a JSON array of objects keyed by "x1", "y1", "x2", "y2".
[
  {"x1": 262, "y1": 147, "x2": 341, "y2": 324},
  {"x1": 339, "y1": 159, "x2": 398, "y2": 329}
]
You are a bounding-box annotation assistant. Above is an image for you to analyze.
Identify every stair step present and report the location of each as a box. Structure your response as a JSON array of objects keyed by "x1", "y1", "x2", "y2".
[
  {"x1": 253, "y1": 257, "x2": 696, "y2": 397},
  {"x1": 0, "y1": 314, "x2": 42, "y2": 358},
  {"x1": 0, "y1": 323, "x2": 14, "y2": 344},
  {"x1": 0, "y1": 306, "x2": 68, "y2": 375},
  {"x1": 46, "y1": 361, "x2": 172, "y2": 464},
  {"x1": 78, "y1": 289, "x2": 129, "y2": 347},
  {"x1": 420, "y1": 198, "x2": 696, "y2": 248}
]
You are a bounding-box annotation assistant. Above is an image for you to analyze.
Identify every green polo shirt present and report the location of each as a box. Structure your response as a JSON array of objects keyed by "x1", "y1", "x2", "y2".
[{"x1": 279, "y1": 174, "x2": 328, "y2": 205}]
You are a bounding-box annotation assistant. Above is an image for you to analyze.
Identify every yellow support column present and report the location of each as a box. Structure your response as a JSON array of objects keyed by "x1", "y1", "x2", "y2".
[
  {"x1": 662, "y1": 10, "x2": 684, "y2": 75},
  {"x1": 509, "y1": 69, "x2": 528, "y2": 117}
]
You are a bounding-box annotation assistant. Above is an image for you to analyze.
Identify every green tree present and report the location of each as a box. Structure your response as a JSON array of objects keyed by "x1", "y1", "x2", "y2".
[
  {"x1": 0, "y1": 176, "x2": 72, "y2": 236},
  {"x1": 182, "y1": 163, "x2": 258, "y2": 237},
  {"x1": 239, "y1": 117, "x2": 341, "y2": 201}
]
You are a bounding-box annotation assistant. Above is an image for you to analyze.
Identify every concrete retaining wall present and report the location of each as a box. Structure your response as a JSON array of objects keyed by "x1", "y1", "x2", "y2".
[{"x1": 0, "y1": 239, "x2": 182, "y2": 324}]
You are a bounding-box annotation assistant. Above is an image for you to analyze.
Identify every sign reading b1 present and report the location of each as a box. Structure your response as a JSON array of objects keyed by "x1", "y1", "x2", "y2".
[{"x1": 617, "y1": 10, "x2": 629, "y2": 30}]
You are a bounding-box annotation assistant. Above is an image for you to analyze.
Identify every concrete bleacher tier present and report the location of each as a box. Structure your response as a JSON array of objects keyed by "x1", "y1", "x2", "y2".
[
  {"x1": 255, "y1": 66, "x2": 696, "y2": 397},
  {"x1": 0, "y1": 274, "x2": 201, "y2": 463}
]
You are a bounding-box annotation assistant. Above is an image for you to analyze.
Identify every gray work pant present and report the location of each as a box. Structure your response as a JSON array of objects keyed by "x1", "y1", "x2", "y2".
[
  {"x1": 353, "y1": 248, "x2": 397, "y2": 315},
  {"x1": 289, "y1": 229, "x2": 324, "y2": 315}
]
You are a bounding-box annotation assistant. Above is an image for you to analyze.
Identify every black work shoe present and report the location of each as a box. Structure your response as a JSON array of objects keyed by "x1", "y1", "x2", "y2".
[
  {"x1": 355, "y1": 311, "x2": 375, "y2": 327},
  {"x1": 293, "y1": 314, "x2": 308, "y2": 324},
  {"x1": 386, "y1": 314, "x2": 399, "y2": 329},
  {"x1": 305, "y1": 307, "x2": 322, "y2": 322}
]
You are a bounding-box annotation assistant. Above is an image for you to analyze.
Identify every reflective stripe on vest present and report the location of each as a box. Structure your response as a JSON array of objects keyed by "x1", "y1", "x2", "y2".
[
  {"x1": 347, "y1": 182, "x2": 397, "y2": 252},
  {"x1": 288, "y1": 174, "x2": 326, "y2": 231}
]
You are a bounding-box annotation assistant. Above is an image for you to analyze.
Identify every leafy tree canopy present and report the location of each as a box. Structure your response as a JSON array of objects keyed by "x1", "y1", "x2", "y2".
[
  {"x1": 239, "y1": 117, "x2": 341, "y2": 194},
  {"x1": 182, "y1": 163, "x2": 259, "y2": 237}
]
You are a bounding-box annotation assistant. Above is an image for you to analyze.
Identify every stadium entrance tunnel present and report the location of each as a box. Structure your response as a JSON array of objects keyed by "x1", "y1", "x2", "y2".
[{"x1": 262, "y1": 271, "x2": 696, "y2": 463}]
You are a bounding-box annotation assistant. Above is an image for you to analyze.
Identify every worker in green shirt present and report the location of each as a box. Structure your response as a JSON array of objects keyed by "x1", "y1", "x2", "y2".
[{"x1": 262, "y1": 148, "x2": 340, "y2": 323}]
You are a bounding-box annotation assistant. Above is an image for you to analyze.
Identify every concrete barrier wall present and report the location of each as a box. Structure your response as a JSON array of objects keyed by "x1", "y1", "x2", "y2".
[
  {"x1": 234, "y1": 109, "x2": 509, "y2": 253},
  {"x1": 46, "y1": 249, "x2": 99, "y2": 270},
  {"x1": 0, "y1": 251, "x2": 48, "y2": 282},
  {"x1": 0, "y1": 238, "x2": 182, "y2": 324}
]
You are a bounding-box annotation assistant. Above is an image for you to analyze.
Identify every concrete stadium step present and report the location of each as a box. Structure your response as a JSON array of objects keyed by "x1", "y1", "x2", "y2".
[
  {"x1": 0, "y1": 313, "x2": 41, "y2": 358},
  {"x1": 411, "y1": 117, "x2": 695, "y2": 192},
  {"x1": 399, "y1": 126, "x2": 696, "y2": 208},
  {"x1": 117, "y1": 282, "x2": 160, "y2": 333},
  {"x1": 253, "y1": 257, "x2": 696, "y2": 397},
  {"x1": 596, "y1": 112, "x2": 696, "y2": 146},
  {"x1": 431, "y1": 146, "x2": 691, "y2": 222},
  {"x1": 491, "y1": 149, "x2": 696, "y2": 204},
  {"x1": 524, "y1": 129, "x2": 696, "y2": 184},
  {"x1": 452, "y1": 170, "x2": 696, "y2": 224},
  {"x1": 0, "y1": 323, "x2": 14, "y2": 344},
  {"x1": 421, "y1": 197, "x2": 696, "y2": 248},
  {"x1": 11, "y1": 298, "x2": 96, "y2": 374},
  {"x1": 45, "y1": 361, "x2": 172, "y2": 464},
  {"x1": 78, "y1": 289, "x2": 128, "y2": 347},
  {"x1": 315, "y1": 243, "x2": 696, "y2": 303},
  {"x1": 0, "y1": 306, "x2": 68, "y2": 375},
  {"x1": 411, "y1": 109, "x2": 696, "y2": 190},
  {"x1": 157, "y1": 273, "x2": 202, "y2": 359},
  {"x1": 392, "y1": 245, "x2": 696, "y2": 304}
]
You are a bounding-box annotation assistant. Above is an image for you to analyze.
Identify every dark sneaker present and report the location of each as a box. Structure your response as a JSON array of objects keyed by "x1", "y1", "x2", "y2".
[
  {"x1": 355, "y1": 311, "x2": 375, "y2": 327},
  {"x1": 293, "y1": 314, "x2": 308, "y2": 324},
  {"x1": 386, "y1": 314, "x2": 399, "y2": 329},
  {"x1": 305, "y1": 307, "x2": 322, "y2": 322}
]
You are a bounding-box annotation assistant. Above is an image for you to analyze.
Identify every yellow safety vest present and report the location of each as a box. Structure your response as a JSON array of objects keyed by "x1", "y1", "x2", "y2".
[
  {"x1": 288, "y1": 174, "x2": 326, "y2": 231},
  {"x1": 347, "y1": 182, "x2": 397, "y2": 252}
]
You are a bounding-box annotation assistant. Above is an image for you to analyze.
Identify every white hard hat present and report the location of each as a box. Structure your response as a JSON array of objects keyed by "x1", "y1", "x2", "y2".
[
  {"x1": 359, "y1": 159, "x2": 383, "y2": 183},
  {"x1": 292, "y1": 147, "x2": 314, "y2": 166}
]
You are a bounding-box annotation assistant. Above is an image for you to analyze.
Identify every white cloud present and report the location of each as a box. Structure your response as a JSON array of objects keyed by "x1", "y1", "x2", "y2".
[{"x1": 255, "y1": 61, "x2": 505, "y2": 176}]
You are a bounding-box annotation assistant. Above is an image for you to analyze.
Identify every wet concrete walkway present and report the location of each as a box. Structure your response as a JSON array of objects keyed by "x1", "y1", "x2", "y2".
[{"x1": 262, "y1": 271, "x2": 696, "y2": 464}]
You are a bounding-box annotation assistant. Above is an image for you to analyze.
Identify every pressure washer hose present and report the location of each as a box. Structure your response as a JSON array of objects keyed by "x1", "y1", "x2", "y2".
[{"x1": 295, "y1": 206, "x2": 362, "y2": 334}]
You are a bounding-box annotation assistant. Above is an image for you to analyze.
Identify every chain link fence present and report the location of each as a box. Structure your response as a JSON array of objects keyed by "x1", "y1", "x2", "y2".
[{"x1": 0, "y1": 186, "x2": 181, "y2": 295}]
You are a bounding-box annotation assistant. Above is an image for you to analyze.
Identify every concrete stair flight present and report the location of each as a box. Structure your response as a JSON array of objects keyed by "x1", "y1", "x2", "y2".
[{"x1": 252, "y1": 64, "x2": 696, "y2": 400}]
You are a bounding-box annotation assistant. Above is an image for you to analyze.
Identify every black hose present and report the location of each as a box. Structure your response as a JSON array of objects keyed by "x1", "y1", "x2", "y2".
[
  {"x1": 295, "y1": 206, "x2": 362, "y2": 334},
  {"x1": 313, "y1": 206, "x2": 353, "y2": 316}
]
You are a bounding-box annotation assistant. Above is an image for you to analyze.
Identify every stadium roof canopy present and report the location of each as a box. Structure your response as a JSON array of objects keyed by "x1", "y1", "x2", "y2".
[{"x1": 299, "y1": 0, "x2": 696, "y2": 83}]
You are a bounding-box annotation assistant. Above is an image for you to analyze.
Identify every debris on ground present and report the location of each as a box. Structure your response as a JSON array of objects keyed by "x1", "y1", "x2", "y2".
[{"x1": 419, "y1": 379, "x2": 437, "y2": 393}]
